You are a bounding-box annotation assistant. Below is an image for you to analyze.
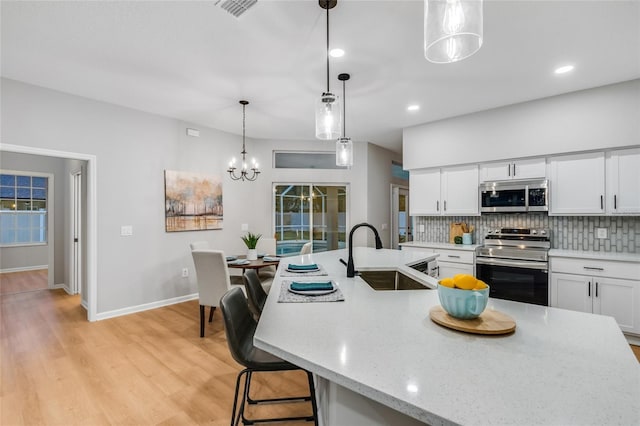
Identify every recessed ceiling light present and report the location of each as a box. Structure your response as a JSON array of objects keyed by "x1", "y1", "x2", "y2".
[
  {"x1": 554, "y1": 65, "x2": 575, "y2": 75},
  {"x1": 330, "y1": 48, "x2": 345, "y2": 58},
  {"x1": 407, "y1": 104, "x2": 420, "y2": 111}
]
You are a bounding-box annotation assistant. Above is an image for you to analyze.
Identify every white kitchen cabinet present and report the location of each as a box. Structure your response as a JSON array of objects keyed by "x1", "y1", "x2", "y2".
[
  {"x1": 606, "y1": 148, "x2": 640, "y2": 215},
  {"x1": 550, "y1": 257, "x2": 640, "y2": 335},
  {"x1": 549, "y1": 152, "x2": 605, "y2": 215},
  {"x1": 409, "y1": 165, "x2": 479, "y2": 216},
  {"x1": 409, "y1": 169, "x2": 441, "y2": 215},
  {"x1": 480, "y1": 158, "x2": 546, "y2": 182},
  {"x1": 438, "y1": 262, "x2": 474, "y2": 279},
  {"x1": 440, "y1": 165, "x2": 479, "y2": 216}
]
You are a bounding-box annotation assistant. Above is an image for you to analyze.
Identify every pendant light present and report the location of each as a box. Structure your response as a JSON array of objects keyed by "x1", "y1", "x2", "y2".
[
  {"x1": 227, "y1": 100, "x2": 260, "y2": 181},
  {"x1": 315, "y1": 0, "x2": 341, "y2": 140},
  {"x1": 424, "y1": 0, "x2": 483, "y2": 64},
  {"x1": 336, "y1": 73, "x2": 352, "y2": 167}
]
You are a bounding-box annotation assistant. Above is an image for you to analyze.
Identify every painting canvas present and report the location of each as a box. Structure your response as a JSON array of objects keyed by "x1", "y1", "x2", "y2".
[{"x1": 164, "y1": 170, "x2": 223, "y2": 232}]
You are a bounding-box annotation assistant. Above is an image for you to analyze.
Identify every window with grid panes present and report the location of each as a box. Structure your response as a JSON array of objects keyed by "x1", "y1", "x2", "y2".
[{"x1": 0, "y1": 173, "x2": 48, "y2": 246}]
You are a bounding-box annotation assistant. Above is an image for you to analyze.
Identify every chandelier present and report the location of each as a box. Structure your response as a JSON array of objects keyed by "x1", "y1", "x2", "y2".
[{"x1": 227, "y1": 100, "x2": 260, "y2": 181}]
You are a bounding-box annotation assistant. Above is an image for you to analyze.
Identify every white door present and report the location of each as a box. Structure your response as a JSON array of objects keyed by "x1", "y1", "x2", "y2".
[
  {"x1": 441, "y1": 165, "x2": 479, "y2": 216},
  {"x1": 70, "y1": 171, "x2": 82, "y2": 295},
  {"x1": 409, "y1": 169, "x2": 440, "y2": 215},
  {"x1": 607, "y1": 148, "x2": 640, "y2": 214},
  {"x1": 549, "y1": 152, "x2": 605, "y2": 215},
  {"x1": 391, "y1": 186, "x2": 411, "y2": 249},
  {"x1": 592, "y1": 276, "x2": 639, "y2": 334},
  {"x1": 551, "y1": 273, "x2": 592, "y2": 313}
]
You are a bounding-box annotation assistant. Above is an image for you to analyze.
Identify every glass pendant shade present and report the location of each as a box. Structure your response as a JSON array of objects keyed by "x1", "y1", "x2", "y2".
[
  {"x1": 424, "y1": 0, "x2": 483, "y2": 64},
  {"x1": 315, "y1": 92, "x2": 341, "y2": 140},
  {"x1": 336, "y1": 137, "x2": 353, "y2": 167}
]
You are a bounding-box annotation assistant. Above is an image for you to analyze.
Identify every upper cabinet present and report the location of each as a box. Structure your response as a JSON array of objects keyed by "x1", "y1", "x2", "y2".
[
  {"x1": 480, "y1": 158, "x2": 546, "y2": 182},
  {"x1": 410, "y1": 165, "x2": 479, "y2": 216},
  {"x1": 549, "y1": 152, "x2": 606, "y2": 215},
  {"x1": 606, "y1": 148, "x2": 640, "y2": 215}
]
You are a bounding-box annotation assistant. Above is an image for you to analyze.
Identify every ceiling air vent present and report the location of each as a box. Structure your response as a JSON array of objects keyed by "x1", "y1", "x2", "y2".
[{"x1": 214, "y1": 0, "x2": 257, "y2": 18}]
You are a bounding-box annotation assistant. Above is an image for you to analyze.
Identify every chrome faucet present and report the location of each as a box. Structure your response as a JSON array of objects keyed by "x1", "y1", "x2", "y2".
[{"x1": 346, "y1": 222, "x2": 383, "y2": 278}]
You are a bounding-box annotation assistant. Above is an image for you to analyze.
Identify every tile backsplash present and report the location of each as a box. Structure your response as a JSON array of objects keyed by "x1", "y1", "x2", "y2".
[{"x1": 412, "y1": 214, "x2": 639, "y2": 253}]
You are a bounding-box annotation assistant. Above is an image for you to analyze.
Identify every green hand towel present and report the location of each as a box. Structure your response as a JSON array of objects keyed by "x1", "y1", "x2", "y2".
[
  {"x1": 288, "y1": 263, "x2": 319, "y2": 270},
  {"x1": 290, "y1": 282, "x2": 333, "y2": 291}
]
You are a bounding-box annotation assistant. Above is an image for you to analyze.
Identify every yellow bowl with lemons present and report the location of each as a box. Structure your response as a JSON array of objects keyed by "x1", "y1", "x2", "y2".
[{"x1": 438, "y1": 274, "x2": 490, "y2": 319}]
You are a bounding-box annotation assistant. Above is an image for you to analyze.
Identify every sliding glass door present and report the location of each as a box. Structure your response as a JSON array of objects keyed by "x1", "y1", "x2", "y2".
[{"x1": 274, "y1": 184, "x2": 348, "y2": 256}]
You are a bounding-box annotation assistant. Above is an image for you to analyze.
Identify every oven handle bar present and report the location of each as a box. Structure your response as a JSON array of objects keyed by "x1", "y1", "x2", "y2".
[{"x1": 476, "y1": 257, "x2": 549, "y2": 271}]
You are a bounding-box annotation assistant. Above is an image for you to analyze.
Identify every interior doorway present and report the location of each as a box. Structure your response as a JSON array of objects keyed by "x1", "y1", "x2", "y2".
[
  {"x1": 391, "y1": 185, "x2": 411, "y2": 249},
  {"x1": 0, "y1": 143, "x2": 97, "y2": 321}
]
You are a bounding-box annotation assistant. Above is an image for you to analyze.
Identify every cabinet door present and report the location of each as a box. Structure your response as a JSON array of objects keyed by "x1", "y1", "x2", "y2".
[
  {"x1": 512, "y1": 158, "x2": 546, "y2": 180},
  {"x1": 409, "y1": 169, "x2": 441, "y2": 215},
  {"x1": 549, "y1": 152, "x2": 605, "y2": 215},
  {"x1": 437, "y1": 262, "x2": 474, "y2": 279},
  {"x1": 592, "y1": 277, "x2": 640, "y2": 334},
  {"x1": 607, "y1": 148, "x2": 640, "y2": 215},
  {"x1": 480, "y1": 162, "x2": 512, "y2": 181},
  {"x1": 441, "y1": 165, "x2": 479, "y2": 216},
  {"x1": 550, "y1": 273, "x2": 592, "y2": 313}
]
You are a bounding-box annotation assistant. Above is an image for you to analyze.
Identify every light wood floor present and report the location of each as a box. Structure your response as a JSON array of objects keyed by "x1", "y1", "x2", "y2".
[
  {"x1": 0, "y1": 269, "x2": 48, "y2": 295},
  {"x1": 1, "y1": 274, "x2": 639, "y2": 425},
  {"x1": 0, "y1": 288, "x2": 313, "y2": 425}
]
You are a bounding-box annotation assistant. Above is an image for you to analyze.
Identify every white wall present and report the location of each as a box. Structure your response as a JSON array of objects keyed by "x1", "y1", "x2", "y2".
[
  {"x1": 403, "y1": 79, "x2": 640, "y2": 169},
  {"x1": 1, "y1": 78, "x2": 396, "y2": 315}
]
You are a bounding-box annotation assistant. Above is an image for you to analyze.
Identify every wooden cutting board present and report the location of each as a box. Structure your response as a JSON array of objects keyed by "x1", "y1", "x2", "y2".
[
  {"x1": 429, "y1": 305, "x2": 516, "y2": 335},
  {"x1": 449, "y1": 222, "x2": 466, "y2": 243}
]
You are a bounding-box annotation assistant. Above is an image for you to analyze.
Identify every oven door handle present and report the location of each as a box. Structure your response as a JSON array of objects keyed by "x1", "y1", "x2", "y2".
[{"x1": 476, "y1": 257, "x2": 549, "y2": 271}]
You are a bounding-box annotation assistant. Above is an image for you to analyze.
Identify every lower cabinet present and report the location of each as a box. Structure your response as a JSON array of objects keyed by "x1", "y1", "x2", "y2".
[
  {"x1": 550, "y1": 257, "x2": 640, "y2": 335},
  {"x1": 401, "y1": 245, "x2": 475, "y2": 279},
  {"x1": 437, "y1": 261, "x2": 474, "y2": 279}
]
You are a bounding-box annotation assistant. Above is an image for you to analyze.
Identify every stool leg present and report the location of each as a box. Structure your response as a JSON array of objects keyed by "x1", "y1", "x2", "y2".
[
  {"x1": 209, "y1": 306, "x2": 215, "y2": 323},
  {"x1": 307, "y1": 371, "x2": 319, "y2": 425},
  {"x1": 199, "y1": 305, "x2": 205, "y2": 337},
  {"x1": 231, "y1": 369, "x2": 248, "y2": 426}
]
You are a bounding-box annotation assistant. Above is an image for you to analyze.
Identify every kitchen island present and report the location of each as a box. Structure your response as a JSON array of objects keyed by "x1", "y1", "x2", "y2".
[{"x1": 254, "y1": 248, "x2": 640, "y2": 425}]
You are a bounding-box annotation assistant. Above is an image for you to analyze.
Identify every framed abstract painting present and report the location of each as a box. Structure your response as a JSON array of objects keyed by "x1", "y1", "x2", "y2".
[{"x1": 164, "y1": 170, "x2": 223, "y2": 232}]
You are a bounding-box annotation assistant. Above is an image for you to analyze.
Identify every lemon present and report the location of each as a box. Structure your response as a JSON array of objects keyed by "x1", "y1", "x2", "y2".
[
  {"x1": 453, "y1": 274, "x2": 477, "y2": 290},
  {"x1": 439, "y1": 277, "x2": 455, "y2": 288},
  {"x1": 473, "y1": 279, "x2": 488, "y2": 290}
]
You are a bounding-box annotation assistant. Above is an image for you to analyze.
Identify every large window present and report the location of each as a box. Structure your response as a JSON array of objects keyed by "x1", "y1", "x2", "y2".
[
  {"x1": 273, "y1": 184, "x2": 348, "y2": 256},
  {"x1": 0, "y1": 173, "x2": 48, "y2": 246}
]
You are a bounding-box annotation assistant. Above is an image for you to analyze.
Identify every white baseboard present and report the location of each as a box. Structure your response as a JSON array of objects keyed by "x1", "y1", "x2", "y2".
[
  {"x1": 0, "y1": 265, "x2": 48, "y2": 274},
  {"x1": 95, "y1": 293, "x2": 199, "y2": 321},
  {"x1": 625, "y1": 334, "x2": 640, "y2": 346}
]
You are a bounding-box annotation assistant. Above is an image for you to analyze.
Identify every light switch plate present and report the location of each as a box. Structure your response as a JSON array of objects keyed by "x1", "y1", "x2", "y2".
[
  {"x1": 120, "y1": 225, "x2": 133, "y2": 236},
  {"x1": 596, "y1": 228, "x2": 608, "y2": 239},
  {"x1": 419, "y1": 224, "x2": 425, "y2": 232},
  {"x1": 241, "y1": 223, "x2": 249, "y2": 231}
]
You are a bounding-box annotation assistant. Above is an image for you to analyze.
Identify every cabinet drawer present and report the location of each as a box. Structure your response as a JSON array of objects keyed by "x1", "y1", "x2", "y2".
[
  {"x1": 551, "y1": 257, "x2": 640, "y2": 281},
  {"x1": 436, "y1": 249, "x2": 474, "y2": 264}
]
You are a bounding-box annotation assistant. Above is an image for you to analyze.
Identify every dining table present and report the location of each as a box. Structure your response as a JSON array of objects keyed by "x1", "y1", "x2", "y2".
[{"x1": 227, "y1": 255, "x2": 280, "y2": 275}]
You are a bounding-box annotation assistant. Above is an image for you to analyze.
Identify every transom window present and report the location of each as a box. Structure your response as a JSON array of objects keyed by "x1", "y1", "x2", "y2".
[{"x1": 0, "y1": 173, "x2": 48, "y2": 246}]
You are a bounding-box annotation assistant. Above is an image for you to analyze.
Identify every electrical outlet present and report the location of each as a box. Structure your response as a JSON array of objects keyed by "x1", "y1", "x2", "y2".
[
  {"x1": 419, "y1": 224, "x2": 425, "y2": 232},
  {"x1": 182, "y1": 268, "x2": 189, "y2": 277},
  {"x1": 596, "y1": 228, "x2": 608, "y2": 239}
]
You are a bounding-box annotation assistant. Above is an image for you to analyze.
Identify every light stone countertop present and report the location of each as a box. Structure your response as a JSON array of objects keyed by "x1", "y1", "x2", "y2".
[
  {"x1": 254, "y1": 248, "x2": 640, "y2": 426},
  {"x1": 549, "y1": 249, "x2": 640, "y2": 263},
  {"x1": 399, "y1": 241, "x2": 479, "y2": 251}
]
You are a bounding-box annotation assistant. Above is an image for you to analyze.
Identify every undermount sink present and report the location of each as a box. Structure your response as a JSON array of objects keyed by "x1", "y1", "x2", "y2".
[{"x1": 358, "y1": 270, "x2": 432, "y2": 291}]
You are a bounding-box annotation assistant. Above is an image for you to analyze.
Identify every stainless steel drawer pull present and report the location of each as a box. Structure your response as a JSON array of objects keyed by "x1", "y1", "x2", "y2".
[
  {"x1": 588, "y1": 281, "x2": 591, "y2": 297},
  {"x1": 614, "y1": 195, "x2": 617, "y2": 210},
  {"x1": 436, "y1": 200, "x2": 439, "y2": 211},
  {"x1": 583, "y1": 266, "x2": 604, "y2": 271},
  {"x1": 447, "y1": 255, "x2": 461, "y2": 258},
  {"x1": 595, "y1": 282, "x2": 599, "y2": 298},
  {"x1": 508, "y1": 164, "x2": 511, "y2": 176},
  {"x1": 600, "y1": 195, "x2": 603, "y2": 209}
]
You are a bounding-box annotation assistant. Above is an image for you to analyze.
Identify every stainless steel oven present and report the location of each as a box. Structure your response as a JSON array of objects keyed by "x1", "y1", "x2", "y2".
[{"x1": 475, "y1": 228, "x2": 550, "y2": 306}]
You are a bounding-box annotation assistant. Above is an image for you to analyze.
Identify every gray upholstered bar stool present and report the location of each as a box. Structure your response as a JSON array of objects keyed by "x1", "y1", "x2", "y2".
[
  {"x1": 242, "y1": 270, "x2": 267, "y2": 319},
  {"x1": 220, "y1": 287, "x2": 318, "y2": 426}
]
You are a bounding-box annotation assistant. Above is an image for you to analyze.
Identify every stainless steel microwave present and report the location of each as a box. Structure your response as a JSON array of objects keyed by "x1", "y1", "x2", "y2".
[{"x1": 479, "y1": 179, "x2": 549, "y2": 213}]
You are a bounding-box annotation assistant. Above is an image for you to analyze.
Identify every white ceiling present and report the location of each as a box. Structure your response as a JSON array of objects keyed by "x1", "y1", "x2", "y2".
[{"x1": 2, "y1": 1, "x2": 639, "y2": 153}]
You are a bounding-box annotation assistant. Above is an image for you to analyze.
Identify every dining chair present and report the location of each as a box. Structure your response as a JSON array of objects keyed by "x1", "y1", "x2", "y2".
[
  {"x1": 300, "y1": 241, "x2": 313, "y2": 255},
  {"x1": 189, "y1": 241, "x2": 210, "y2": 250},
  {"x1": 191, "y1": 249, "x2": 232, "y2": 337},
  {"x1": 243, "y1": 270, "x2": 267, "y2": 318},
  {"x1": 220, "y1": 287, "x2": 318, "y2": 426},
  {"x1": 256, "y1": 237, "x2": 277, "y2": 282}
]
